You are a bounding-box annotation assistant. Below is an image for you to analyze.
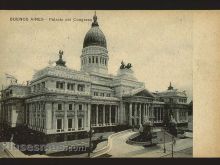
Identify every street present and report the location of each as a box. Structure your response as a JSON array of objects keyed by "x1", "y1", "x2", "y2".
[{"x1": 106, "y1": 130, "x2": 192, "y2": 158}]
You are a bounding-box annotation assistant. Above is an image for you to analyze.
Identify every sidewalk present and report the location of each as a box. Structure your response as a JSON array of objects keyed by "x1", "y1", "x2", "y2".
[
  {"x1": 133, "y1": 138, "x2": 192, "y2": 158},
  {"x1": 45, "y1": 132, "x2": 114, "y2": 154}
]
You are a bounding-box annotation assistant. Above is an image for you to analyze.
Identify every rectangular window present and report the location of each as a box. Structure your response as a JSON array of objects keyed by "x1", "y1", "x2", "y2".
[
  {"x1": 58, "y1": 104, "x2": 62, "y2": 110},
  {"x1": 57, "y1": 119, "x2": 62, "y2": 130},
  {"x1": 79, "y1": 104, "x2": 82, "y2": 111},
  {"x1": 56, "y1": 81, "x2": 64, "y2": 89},
  {"x1": 78, "y1": 118, "x2": 83, "y2": 129},
  {"x1": 60, "y1": 83, "x2": 63, "y2": 89},
  {"x1": 89, "y1": 57, "x2": 91, "y2": 63},
  {"x1": 77, "y1": 84, "x2": 85, "y2": 92},
  {"x1": 42, "y1": 119, "x2": 45, "y2": 129},
  {"x1": 94, "y1": 92, "x2": 99, "y2": 96},
  {"x1": 96, "y1": 57, "x2": 98, "y2": 63},
  {"x1": 106, "y1": 93, "x2": 111, "y2": 97},
  {"x1": 67, "y1": 83, "x2": 74, "y2": 90},
  {"x1": 69, "y1": 104, "x2": 72, "y2": 110},
  {"x1": 42, "y1": 82, "x2": 45, "y2": 88},
  {"x1": 100, "y1": 93, "x2": 105, "y2": 97},
  {"x1": 68, "y1": 119, "x2": 72, "y2": 129},
  {"x1": 92, "y1": 56, "x2": 94, "y2": 63}
]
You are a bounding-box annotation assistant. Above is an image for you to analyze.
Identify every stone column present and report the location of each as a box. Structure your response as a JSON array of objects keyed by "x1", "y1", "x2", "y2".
[
  {"x1": 147, "y1": 104, "x2": 149, "y2": 118},
  {"x1": 83, "y1": 104, "x2": 87, "y2": 129},
  {"x1": 52, "y1": 102, "x2": 56, "y2": 130},
  {"x1": 142, "y1": 104, "x2": 145, "y2": 123},
  {"x1": 103, "y1": 105, "x2": 105, "y2": 125},
  {"x1": 34, "y1": 103, "x2": 37, "y2": 128},
  {"x1": 119, "y1": 101, "x2": 123, "y2": 124},
  {"x1": 123, "y1": 103, "x2": 126, "y2": 123},
  {"x1": 115, "y1": 105, "x2": 117, "y2": 123},
  {"x1": 186, "y1": 110, "x2": 189, "y2": 122},
  {"x1": 75, "y1": 104, "x2": 78, "y2": 130},
  {"x1": 64, "y1": 102, "x2": 68, "y2": 131},
  {"x1": 39, "y1": 103, "x2": 42, "y2": 129},
  {"x1": 109, "y1": 105, "x2": 112, "y2": 125},
  {"x1": 149, "y1": 104, "x2": 152, "y2": 123},
  {"x1": 176, "y1": 109, "x2": 179, "y2": 123},
  {"x1": 115, "y1": 105, "x2": 118, "y2": 123},
  {"x1": 144, "y1": 104, "x2": 146, "y2": 119},
  {"x1": 139, "y1": 104, "x2": 141, "y2": 125},
  {"x1": 25, "y1": 104, "x2": 27, "y2": 125},
  {"x1": 29, "y1": 104, "x2": 32, "y2": 126},
  {"x1": 88, "y1": 104, "x2": 91, "y2": 128},
  {"x1": 96, "y1": 104, "x2": 98, "y2": 125},
  {"x1": 117, "y1": 105, "x2": 120, "y2": 123},
  {"x1": 134, "y1": 103, "x2": 137, "y2": 125},
  {"x1": 45, "y1": 102, "x2": 52, "y2": 131},
  {"x1": 129, "y1": 103, "x2": 132, "y2": 126}
]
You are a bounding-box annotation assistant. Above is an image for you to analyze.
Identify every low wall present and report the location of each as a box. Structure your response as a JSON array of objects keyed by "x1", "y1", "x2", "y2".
[{"x1": 90, "y1": 129, "x2": 131, "y2": 158}]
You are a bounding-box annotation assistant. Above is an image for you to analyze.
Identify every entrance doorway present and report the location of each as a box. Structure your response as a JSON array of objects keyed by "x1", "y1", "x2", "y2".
[{"x1": 78, "y1": 118, "x2": 83, "y2": 129}]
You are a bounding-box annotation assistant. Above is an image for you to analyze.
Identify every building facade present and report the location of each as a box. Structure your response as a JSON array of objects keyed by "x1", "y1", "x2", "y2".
[{"x1": 0, "y1": 13, "x2": 190, "y2": 143}]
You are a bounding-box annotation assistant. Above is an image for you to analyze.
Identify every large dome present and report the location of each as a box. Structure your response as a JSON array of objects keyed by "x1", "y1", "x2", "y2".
[{"x1": 83, "y1": 14, "x2": 107, "y2": 49}]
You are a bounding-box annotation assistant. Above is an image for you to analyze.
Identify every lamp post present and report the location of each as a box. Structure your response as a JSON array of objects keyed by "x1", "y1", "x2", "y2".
[
  {"x1": 87, "y1": 127, "x2": 93, "y2": 158},
  {"x1": 171, "y1": 135, "x2": 174, "y2": 158},
  {"x1": 163, "y1": 124, "x2": 166, "y2": 153}
]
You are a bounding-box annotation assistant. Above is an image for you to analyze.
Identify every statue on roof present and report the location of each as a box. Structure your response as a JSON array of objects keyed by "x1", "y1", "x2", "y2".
[
  {"x1": 168, "y1": 82, "x2": 174, "y2": 90},
  {"x1": 120, "y1": 61, "x2": 126, "y2": 69},
  {"x1": 120, "y1": 61, "x2": 132, "y2": 69},
  {"x1": 125, "y1": 63, "x2": 132, "y2": 69},
  {"x1": 56, "y1": 50, "x2": 66, "y2": 67}
]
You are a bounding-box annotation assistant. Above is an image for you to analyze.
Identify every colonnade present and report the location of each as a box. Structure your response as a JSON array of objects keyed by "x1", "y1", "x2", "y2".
[
  {"x1": 91, "y1": 104, "x2": 118, "y2": 127},
  {"x1": 128, "y1": 102, "x2": 153, "y2": 126}
]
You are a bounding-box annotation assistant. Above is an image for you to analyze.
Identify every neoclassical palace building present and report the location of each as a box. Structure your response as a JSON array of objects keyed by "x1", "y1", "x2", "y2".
[{"x1": 0, "y1": 13, "x2": 189, "y2": 143}]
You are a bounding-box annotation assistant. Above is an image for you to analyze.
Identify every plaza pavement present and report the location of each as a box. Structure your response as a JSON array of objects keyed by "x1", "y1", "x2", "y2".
[{"x1": 107, "y1": 130, "x2": 192, "y2": 158}]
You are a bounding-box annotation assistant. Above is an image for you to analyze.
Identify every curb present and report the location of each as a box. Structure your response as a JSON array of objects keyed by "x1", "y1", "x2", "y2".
[{"x1": 90, "y1": 129, "x2": 132, "y2": 158}]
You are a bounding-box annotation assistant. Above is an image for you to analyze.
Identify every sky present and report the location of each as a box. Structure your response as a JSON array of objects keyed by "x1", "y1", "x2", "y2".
[{"x1": 0, "y1": 11, "x2": 193, "y2": 102}]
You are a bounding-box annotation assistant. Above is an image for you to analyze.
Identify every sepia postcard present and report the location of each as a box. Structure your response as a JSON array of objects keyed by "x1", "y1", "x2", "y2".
[{"x1": 0, "y1": 10, "x2": 219, "y2": 158}]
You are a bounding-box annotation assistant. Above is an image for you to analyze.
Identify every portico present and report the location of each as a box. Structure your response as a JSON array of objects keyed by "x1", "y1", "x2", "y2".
[
  {"x1": 91, "y1": 104, "x2": 119, "y2": 127},
  {"x1": 122, "y1": 88, "x2": 155, "y2": 126}
]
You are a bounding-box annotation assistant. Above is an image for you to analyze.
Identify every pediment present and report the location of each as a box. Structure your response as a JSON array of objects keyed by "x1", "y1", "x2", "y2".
[
  {"x1": 123, "y1": 87, "x2": 154, "y2": 98},
  {"x1": 134, "y1": 89, "x2": 154, "y2": 98}
]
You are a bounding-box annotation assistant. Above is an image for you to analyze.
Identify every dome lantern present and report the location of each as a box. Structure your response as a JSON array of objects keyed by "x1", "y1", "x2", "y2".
[
  {"x1": 81, "y1": 12, "x2": 109, "y2": 75},
  {"x1": 92, "y1": 11, "x2": 99, "y2": 27}
]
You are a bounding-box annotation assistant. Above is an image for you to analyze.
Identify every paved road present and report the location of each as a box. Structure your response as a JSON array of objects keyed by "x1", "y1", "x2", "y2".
[{"x1": 107, "y1": 130, "x2": 192, "y2": 158}]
